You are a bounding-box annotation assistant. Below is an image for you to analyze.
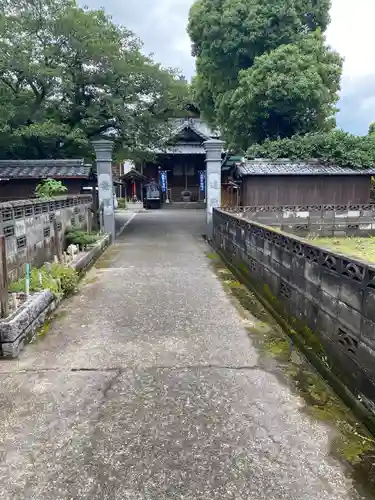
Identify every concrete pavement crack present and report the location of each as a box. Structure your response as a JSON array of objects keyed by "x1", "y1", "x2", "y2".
[{"x1": 0, "y1": 364, "x2": 268, "y2": 375}]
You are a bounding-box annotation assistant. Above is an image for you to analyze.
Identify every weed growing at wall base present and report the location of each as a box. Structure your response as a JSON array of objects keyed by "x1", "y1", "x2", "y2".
[{"x1": 9, "y1": 264, "x2": 79, "y2": 298}]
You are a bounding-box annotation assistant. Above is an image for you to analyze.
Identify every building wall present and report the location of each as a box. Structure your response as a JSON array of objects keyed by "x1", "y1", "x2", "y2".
[
  {"x1": 0, "y1": 179, "x2": 90, "y2": 202},
  {"x1": 112, "y1": 163, "x2": 121, "y2": 181},
  {"x1": 144, "y1": 154, "x2": 206, "y2": 202},
  {"x1": 221, "y1": 186, "x2": 239, "y2": 207},
  {"x1": 213, "y1": 209, "x2": 375, "y2": 415},
  {"x1": 240, "y1": 175, "x2": 371, "y2": 206},
  {"x1": 0, "y1": 195, "x2": 92, "y2": 282},
  {"x1": 123, "y1": 180, "x2": 143, "y2": 201}
]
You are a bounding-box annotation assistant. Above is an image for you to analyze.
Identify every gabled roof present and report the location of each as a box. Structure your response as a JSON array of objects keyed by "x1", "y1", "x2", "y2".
[
  {"x1": 171, "y1": 118, "x2": 211, "y2": 141},
  {"x1": 121, "y1": 168, "x2": 147, "y2": 181},
  {"x1": 145, "y1": 117, "x2": 221, "y2": 155},
  {"x1": 237, "y1": 159, "x2": 375, "y2": 176},
  {"x1": 0, "y1": 159, "x2": 91, "y2": 179},
  {"x1": 170, "y1": 118, "x2": 220, "y2": 141}
]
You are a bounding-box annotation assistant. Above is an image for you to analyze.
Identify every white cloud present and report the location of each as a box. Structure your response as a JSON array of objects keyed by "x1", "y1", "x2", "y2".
[
  {"x1": 326, "y1": 0, "x2": 375, "y2": 133},
  {"x1": 84, "y1": 0, "x2": 375, "y2": 134},
  {"x1": 327, "y1": 0, "x2": 375, "y2": 81}
]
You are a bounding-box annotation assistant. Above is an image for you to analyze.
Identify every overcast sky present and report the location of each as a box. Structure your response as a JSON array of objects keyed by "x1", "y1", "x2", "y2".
[{"x1": 84, "y1": 0, "x2": 375, "y2": 135}]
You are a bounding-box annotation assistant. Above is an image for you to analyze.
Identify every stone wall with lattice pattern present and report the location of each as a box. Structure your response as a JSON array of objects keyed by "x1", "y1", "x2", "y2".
[
  {"x1": 223, "y1": 204, "x2": 375, "y2": 237},
  {"x1": 0, "y1": 195, "x2": 92, "y2": 282},
  {"x1": 213, "y1": 208, "x2": 375, "y2": 413}
]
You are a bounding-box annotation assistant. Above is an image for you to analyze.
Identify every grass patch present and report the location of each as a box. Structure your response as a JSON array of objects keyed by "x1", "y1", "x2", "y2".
[
  {"x1": 36, "y1": 320, "x2": 51, "y2": 339},
  {"x1": 205, "y1": 251, "x2": 219, "y2": 260},
  {"x1": 308, "y1": 236, "x2": 375, "y2": 262},
  {"x1": 94, "y1": 245, "x2": 121, "y2": 268}
]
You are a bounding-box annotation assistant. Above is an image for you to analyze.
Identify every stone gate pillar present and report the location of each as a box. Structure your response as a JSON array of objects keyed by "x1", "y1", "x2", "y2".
[
  {"x1": 92, "y1": 139, "x2": 115, "y2": 240},
  {"x1": 203, "y1": 139, "x2": 225, "y2": 232}
]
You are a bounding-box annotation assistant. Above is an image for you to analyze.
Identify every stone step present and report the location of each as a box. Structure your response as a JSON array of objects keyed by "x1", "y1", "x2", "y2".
[{"x1": 162, "y1": 202, "x2": 206, "y2": 210}]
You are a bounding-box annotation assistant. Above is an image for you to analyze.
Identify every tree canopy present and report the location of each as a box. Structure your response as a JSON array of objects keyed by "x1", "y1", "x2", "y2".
[
  {"x1": 188, "y1": 0, "x2": 342, "y2": 150},
  {"x1": 0, "y1": 0, "x2": 188, "y2": 160},
  {"x1": 246, "y1": 130, "x2": 375, "y2": 169}
]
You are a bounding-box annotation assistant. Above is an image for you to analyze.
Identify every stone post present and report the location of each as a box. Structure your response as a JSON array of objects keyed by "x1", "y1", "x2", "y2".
[
  {"x1": 92, "y1": 139, "x2": 115, "y2": 240},
  {"x1": 203, "y1": 139, "x2": 225, "y2": 232}
]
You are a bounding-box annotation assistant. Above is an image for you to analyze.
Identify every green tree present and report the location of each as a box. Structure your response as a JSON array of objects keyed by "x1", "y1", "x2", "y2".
[
  {"x1": 369, "y1": 123, "x2": 375, "y2": 136},
  {"x1": 246, "y1": 130, "x2": 375, "y2": 169},
  {"x1": 0, "y1": 0, "x2": 187, "y2": 160},
  {"x1": 224, "y1": 32, "x2": 342, "y2": 148},
  {"x1": 35, "y1": 178, "x2": 68, "y2": 198},
  {"x1": 188, "y1": 0, "x2": 341, "y2": 149}
]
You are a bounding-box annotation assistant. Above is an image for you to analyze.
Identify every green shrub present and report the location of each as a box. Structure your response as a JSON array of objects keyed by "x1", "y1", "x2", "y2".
[
  {"x1": 65, "y1": 229, "x2": 99, "y2": 250},
  {"x1": 35, "y1": 179, "x2": 68, "y2": 199},
  {"x1": 117, "y1": 198, "x2": 127, "y2": 209},
  {"x1": 9, "y1": 263, "x2": 79, "y2": 298}
]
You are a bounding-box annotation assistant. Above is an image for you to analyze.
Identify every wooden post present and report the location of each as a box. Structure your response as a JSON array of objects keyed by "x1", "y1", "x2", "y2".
[
  {"x1": 0, "y1": 235, "x2": 9, "y2": 318},
  {"x1": 91, "y1": 188, "x2": 100, "y2": 232},
  {"x1": 53, "y1": 219, "x2": 62, "y2": 262},
  {"x1": 86, "y1": 209, "x2": 92, "y2": 234}
]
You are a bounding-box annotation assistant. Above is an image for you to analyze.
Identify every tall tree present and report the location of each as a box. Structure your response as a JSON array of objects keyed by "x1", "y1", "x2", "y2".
[
  {"x1": 188, "y1": 0, "x2": 341, "y2": 150},
  {"x1": 223, "y1": 32, "x2": 341, "y2": 148},
  {"x1": 0, "y1": 0, "x2": 187, "y2": 160},
  {"x1": 246, "y1": 130, "x2": 375, "y2": 169}
]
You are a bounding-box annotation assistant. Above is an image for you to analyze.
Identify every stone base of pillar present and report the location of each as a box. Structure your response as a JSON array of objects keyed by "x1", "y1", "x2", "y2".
[
  {"x1": 92, "y1": 139, "x2": 116, "y2": 241},
  {"x1": 203, "y1": 139, "x2": 225, "y2": 235}
]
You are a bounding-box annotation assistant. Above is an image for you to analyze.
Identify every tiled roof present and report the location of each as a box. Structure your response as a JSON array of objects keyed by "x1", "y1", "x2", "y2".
[
  {"x1": 170, "y1": 118, "x2": 220, "y2": 140},
  {"x1": 238, "y1": 160, "x2": 375, "y2": 176},
  {"x1": 122, "y1": 169, "x2": 147, "y2": 181},
  {"x1": 146, "y1": 117, "x2": 221, "y2": 154},
  {"x1": 151, "y1": 143, "x2": 206, "y2": 155},
  {"x1": 0, "y1": 159, "x2": 91, "y2": 179}
]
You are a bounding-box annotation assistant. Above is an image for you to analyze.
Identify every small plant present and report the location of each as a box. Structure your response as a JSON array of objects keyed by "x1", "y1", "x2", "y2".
[
  {"x1": 50, "y1": 264, "x2": 79, "y2": 297},
  {"x1": 9, "y1": 263, "x2": 79, "y2": 298},
  {"x1": 117, "y1": 198, "x2": 127, "y2": 209},
  {"x1": 65, "y1": 229, "x2": 99, "y2": 250},
  {"x1": 35, "y1": 178, "x2": 68, "y2": 199}
]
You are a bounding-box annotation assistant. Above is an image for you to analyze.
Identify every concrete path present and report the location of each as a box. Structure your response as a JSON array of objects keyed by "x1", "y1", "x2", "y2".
[
  {"x1": 114, "y1": 210, "x2": 138, "y2": 236},
  {"x1": 0, "y1": 210, "x2": 365, "y2": 499}
]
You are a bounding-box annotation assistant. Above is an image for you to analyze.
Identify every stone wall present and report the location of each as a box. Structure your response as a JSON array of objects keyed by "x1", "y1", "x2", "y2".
[
  {"x1": 224, "y1": 204, "x2": 375, "y2": 237},
  {"x1": 0, "y1": 195, "x2": 92, "y2": 282},
  {"x1": 213, "y1": 208, "x2": 375, "y2": 414}
]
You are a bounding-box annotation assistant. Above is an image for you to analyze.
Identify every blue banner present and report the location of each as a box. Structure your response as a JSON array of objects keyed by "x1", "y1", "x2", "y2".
[
  {"x1": 159, "y1": 170, "x2": 167, "y2": 193},
  {"x1": 199, "y1": 171, "x2": 206, "y2": 192}
]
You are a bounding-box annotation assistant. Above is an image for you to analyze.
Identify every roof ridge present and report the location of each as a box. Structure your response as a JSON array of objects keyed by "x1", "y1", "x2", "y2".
[
  {"x1": 0, "y1": 162, "x2": 91, "y2": 179},
  {"x1": 247, "y1": 158, "x2": 321, "y2": 164},
  {"x1": 0, "y1": 159, "x2": 84, "y2": 164},
  {"x1": 238, "y1": 159, "x2": 375, "y2": 176}
]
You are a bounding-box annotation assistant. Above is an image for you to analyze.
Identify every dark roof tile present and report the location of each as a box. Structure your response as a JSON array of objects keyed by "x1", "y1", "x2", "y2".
[
  {"x1": 0, "y1": 159, "x2": 91, "y2": 179},
  {"x1": 238, "y1": 160, "x2": 375, "y2": 176}
]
